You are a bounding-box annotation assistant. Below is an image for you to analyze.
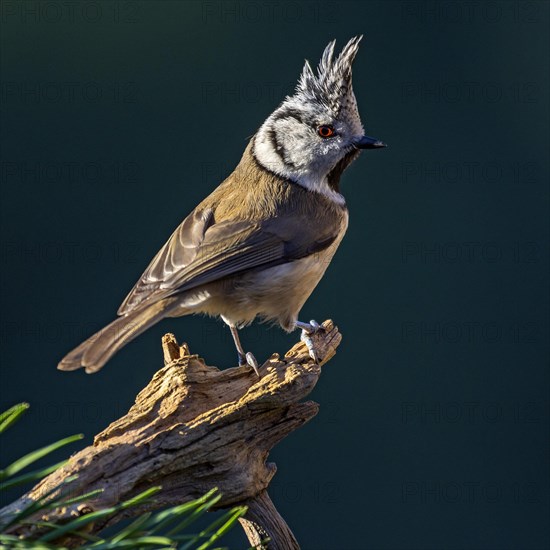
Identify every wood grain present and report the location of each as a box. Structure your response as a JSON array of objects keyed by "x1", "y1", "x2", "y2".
[{"x1": 0, "y1": 320, "x2": 342, "y2": 548}]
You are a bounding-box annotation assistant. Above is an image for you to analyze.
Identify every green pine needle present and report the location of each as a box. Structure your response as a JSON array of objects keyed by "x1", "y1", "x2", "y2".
[
  {"x1": 0, "y1": 402, "x2": 30, "y2": 434},
  {"x1": 0, "y1": 404, "x2": 242, "y2": 549},
  {"x1": 0, "y1": 461, "x2": 67, "y2": 492},
  {"x1": 0, "y1": 434, "x2": 83, "y2": 480}
]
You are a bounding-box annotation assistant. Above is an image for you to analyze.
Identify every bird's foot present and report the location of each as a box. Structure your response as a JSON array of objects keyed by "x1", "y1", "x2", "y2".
[
  {"x1": 238, "y1": 351, "x2": 261, "y2": 378},
  {"x1": 296, "y1": 319, "x2": 323, "y2": 362}
]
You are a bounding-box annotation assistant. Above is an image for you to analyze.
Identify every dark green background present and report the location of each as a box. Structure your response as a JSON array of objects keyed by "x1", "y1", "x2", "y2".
[{"x1": 1, "y1": 1, "x2": 549, "y2": 548}]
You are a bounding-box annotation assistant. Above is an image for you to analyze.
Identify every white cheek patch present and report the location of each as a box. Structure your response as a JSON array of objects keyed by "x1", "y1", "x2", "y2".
[
  {"x1": 253, "y1": 124, "x2": 346, "y2": 205},
  {"x1": 254, "y1": 130, "x2": 289, "y2": 177}
]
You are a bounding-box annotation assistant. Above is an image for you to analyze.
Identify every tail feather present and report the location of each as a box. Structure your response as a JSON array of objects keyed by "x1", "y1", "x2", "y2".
[{"x1": 57, "y1": 299, "x2": 176, "y2": 374}]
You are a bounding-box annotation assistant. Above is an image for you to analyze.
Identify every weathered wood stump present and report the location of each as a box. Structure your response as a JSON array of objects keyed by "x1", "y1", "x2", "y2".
[{"x1": 0, "y1": 320, "x2": 342, "y2": 548}]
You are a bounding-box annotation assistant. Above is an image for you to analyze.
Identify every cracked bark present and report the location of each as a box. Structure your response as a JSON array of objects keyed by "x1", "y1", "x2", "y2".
[{"x1": 0, "y1": 320, "x2": 342, "y2": 549}]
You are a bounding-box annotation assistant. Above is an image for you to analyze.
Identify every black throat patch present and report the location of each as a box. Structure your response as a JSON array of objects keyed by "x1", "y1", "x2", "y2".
[{"x1": 326, "y1": 149, "x2": 360, "y2": 192}]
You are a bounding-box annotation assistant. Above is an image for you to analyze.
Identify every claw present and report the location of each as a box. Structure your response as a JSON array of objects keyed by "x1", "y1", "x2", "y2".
[
  {"x1": 295, "y1": 319, "x2": 321, "y2": 334},
  {"x1": 246, "y1": 352, "x2": 261, "y2": 378},
  {"x1": 296, "y1": 319, "x2": 323, "y2": 362},
  {"x1": 228, "y1": 323, "x2": 260, "y2": 377},
  {"x1": 300, "y1": 330, "x2": 319, "y2": 363},
  {"x1": 308, "y1": 319, "x2": 321, "y2": 332}
]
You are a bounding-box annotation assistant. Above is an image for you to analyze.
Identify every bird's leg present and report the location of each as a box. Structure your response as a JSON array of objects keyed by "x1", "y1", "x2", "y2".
[
  {"x1": 228, "y1": 325, "x2": 247, "y2": 366},
  {"x1": 295, "y1": 319, "x2": 322, "y2": 362},
  {"x1": 228, "y1": 325, "x2": 261, "y2": 378}
]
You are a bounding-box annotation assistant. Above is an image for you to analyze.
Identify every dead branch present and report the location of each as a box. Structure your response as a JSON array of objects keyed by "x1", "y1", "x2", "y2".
[{"x1": 0, "y1": 320, "x2": 342, "y2": 549}]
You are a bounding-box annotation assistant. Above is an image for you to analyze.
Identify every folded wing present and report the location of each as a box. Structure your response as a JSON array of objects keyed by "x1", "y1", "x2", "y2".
[{"x1": 118, "y1": 205, "x2": 337, "y2": 316}]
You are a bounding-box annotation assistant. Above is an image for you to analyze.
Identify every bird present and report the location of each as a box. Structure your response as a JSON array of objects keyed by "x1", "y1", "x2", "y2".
[{"x1": 58, "y1": 36, "x2": 386, "y2": 375}]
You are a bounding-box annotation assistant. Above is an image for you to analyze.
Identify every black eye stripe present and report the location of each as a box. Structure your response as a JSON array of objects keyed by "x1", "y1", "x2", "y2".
[{"x1": 272, "y1": 107, "x2": 304, "y2": 125}]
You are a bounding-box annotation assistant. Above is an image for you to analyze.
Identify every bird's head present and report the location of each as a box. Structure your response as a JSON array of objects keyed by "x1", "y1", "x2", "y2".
[{"x1": 254, "y1": 36, "x2": 385, "y2": 201}]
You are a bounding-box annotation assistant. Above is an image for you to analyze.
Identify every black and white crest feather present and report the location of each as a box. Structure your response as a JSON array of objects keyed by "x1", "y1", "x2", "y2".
[{"x1": 295, "y1": 36, "x2": 363, "y2": 116}]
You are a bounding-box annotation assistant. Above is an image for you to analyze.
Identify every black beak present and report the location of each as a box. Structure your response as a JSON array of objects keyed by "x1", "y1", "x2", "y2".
[{"x1": 355, "y1": 135, "x2": 387, "y2": 149}]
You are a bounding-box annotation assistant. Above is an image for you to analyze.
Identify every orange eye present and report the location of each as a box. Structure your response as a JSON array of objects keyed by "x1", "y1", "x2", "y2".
[{"x1": 318, "y1": 125, "x2": 335, "y2": 138}]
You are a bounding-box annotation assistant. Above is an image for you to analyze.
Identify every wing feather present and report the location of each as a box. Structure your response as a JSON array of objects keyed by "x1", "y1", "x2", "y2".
[{"x1": 118, "y1": 205, "x2": 338, "y2": 316}]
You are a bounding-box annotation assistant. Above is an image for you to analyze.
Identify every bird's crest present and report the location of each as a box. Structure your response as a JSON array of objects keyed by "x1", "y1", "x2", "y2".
[{"x1": 295, "y1": 36, "x2": 363, "y2": 116}]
